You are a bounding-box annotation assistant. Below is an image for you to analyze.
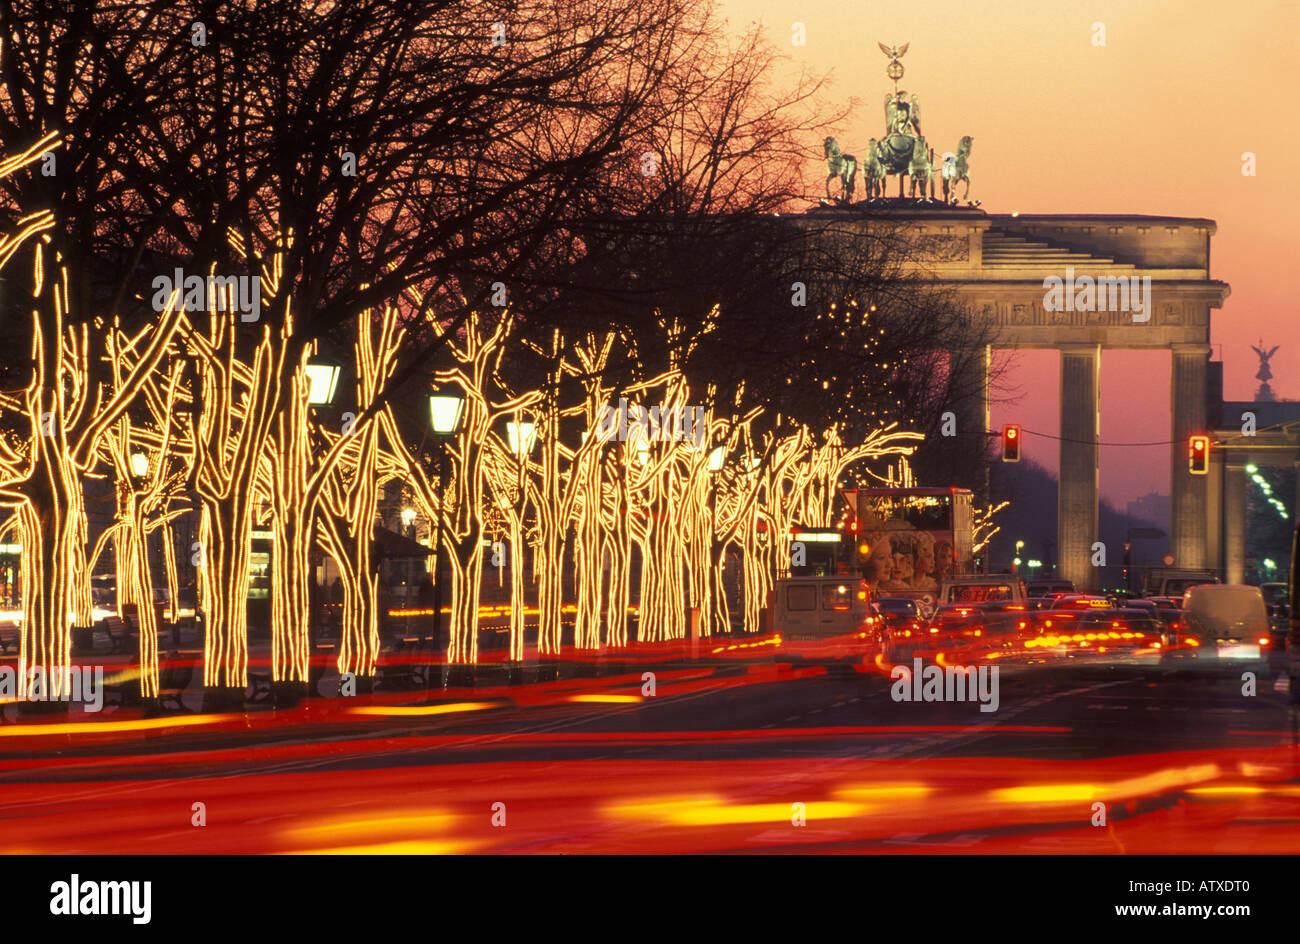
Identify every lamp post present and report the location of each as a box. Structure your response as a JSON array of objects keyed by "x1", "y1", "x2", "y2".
[
  {"x1": 428, "y1": 393, "x2": 466, "y2": 652},
  {"x1": 305, "y1": 356, "x2": 341, "y2": 661},
  {"x1": 704, "y1": 445, "x2": 725, "y2": 639},
  {"x1": 506, "y1": 418, "x2": 537, "y2": 675}
]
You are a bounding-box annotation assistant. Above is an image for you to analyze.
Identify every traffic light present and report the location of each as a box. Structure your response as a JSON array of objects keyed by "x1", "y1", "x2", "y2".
[
  {"x1": 1189, "y1": 435, "x2": 1209, "y2": 474},
  {"x1": 1001, "y1": 424, "x2": 1021, "y2": 462}
]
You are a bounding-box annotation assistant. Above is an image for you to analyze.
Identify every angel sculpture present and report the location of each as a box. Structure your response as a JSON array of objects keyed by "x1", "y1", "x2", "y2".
[
  {"x1": 1252, "y1": 342, "x2": 1279, "y2": 382},
  {"x1": 884, "y1": 90, "x2": 922, "y2": 138}
]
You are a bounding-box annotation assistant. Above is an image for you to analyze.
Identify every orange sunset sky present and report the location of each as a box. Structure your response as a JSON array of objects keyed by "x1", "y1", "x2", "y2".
[{"x1": 721, "y1": 0, "x2": 1300, "y2": 509}]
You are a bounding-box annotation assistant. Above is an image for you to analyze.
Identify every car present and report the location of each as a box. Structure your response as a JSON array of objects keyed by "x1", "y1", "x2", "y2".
[
  {"x1": 883, "y1": 603, "x2": 982, "y2": 663},
  {"x1": 873, "y1": 597, "x2": 923, "y2": 636},
  {"x1": 1152, "y1": 606, "x2": 1187, "y2": 645},
  {"x1": 1260, "y1": 582, "x2": 1290, "y2": 633},
  {"x1": 1143, "y1": 570, "x2": 1220, "y2": 597},
  {"x1": 1026, "y1": 579, "x2": 1074, "y2": 598},
  {"x1": 1022, "y1": 608, "x2": 1165, "y2": 661},
  {"x1": 874, "y1": 596, "x2": 921, "y2": 622},
  {"x1": 938, "y1": 575, "x2": 1025, "y2": 605},
  {"x1": 1054, "y1": 594, "x2": 1114, "y2": 610},
  {"x1": 772, "y1": 576, "x2": 872, "y2": 640},
  {"x1": 1172, "y1": 584, "x2": 1273, "y2": 667}
]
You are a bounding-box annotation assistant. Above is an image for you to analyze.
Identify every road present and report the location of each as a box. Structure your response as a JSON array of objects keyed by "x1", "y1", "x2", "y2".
[{"x1": 1, "y1": 645, "x2": 1298, "y2": 853}]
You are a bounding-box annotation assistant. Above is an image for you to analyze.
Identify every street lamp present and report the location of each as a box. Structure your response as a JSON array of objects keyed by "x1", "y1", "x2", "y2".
[
  {"x1": 304, "y1": 358, "x2": 341, "y2": 406},
  {"x1": 704, "y1": 445, "x2": 727, "y2": 636},
  {"x1": 427, "y1": 391, "x2": 465, "y2": 652},
  {"x1": 429, "y1": 394, "x2": 465, "y2": 436},
  {"x1": 130, "y1": 451, "x2": 149, "y2": 478},
  {"x1": 506, "y1": 420, "x2": 537, "y2": 456}
]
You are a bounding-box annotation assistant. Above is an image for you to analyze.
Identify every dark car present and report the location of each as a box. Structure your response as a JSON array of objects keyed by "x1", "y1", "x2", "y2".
[
  {"x1": 1026, "y1": 580, "x2": 1074, "y2": 598},
  {"x1": 1022, "y1": 608, "x2": 1164, "y2": 660},
  {"x1": 1260, "y1": 582, "x2": 1289, "y2": 634}
]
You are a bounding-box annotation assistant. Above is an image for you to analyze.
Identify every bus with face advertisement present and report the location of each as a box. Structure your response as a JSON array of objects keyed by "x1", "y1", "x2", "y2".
[{"x1": 844, "y1": 486, "x2": 975, "y2": 617}]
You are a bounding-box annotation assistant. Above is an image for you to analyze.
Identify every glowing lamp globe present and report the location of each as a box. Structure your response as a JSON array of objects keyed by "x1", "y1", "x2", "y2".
[
  {"x1": 428, "y1": 394, "x2": 466, "y2": 436},
  {"x1": 305, "y1": 361, "x2": 341, "y2": 405},
  {"x1": 507, "y1": 420, "x2": 537, "y2": 456}
]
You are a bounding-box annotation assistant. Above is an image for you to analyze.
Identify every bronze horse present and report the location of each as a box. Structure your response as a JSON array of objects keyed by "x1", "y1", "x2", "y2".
[{"x1": 823, "y1": 137, "x2": 857, "y2": 203}]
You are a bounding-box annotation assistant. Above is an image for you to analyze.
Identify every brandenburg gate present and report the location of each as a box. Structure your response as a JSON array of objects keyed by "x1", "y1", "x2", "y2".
[
  {"x1": 809, "y1": 43, "x2": 1230, "y2": 591},
  {"x1": 808, "y1": 205, "x2": 1231, "y2": 591}
]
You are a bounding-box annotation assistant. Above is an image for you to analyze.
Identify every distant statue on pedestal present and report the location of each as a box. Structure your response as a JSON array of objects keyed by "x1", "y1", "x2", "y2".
[{"x1": 1252, "y1": 340, "x2": 1279, "y2": 402}]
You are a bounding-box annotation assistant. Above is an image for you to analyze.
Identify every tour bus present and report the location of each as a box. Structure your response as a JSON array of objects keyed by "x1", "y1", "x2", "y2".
[{"x1": 843, "y1": 486, "x2": 975, "y2": 615}]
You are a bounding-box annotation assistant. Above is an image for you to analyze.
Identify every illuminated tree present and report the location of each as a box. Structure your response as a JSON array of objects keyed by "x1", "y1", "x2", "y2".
[
  {"x1": 316, "y1": 306, "x2": 406, "y2": 681},
  {"x1": 0, "y1": 132, "x2": 192, "y2": 698},
  {"x1": 93, "y1": 349, "x2": 192, "y2": 698},
  {"x1": 384, "y1": 306, "x2": 539, "y2": 665}
]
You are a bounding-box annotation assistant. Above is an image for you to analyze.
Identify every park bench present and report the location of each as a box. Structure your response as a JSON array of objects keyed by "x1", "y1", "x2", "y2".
[{"x1": 101, "y1": 616, "x2": 137, "y2": 655}]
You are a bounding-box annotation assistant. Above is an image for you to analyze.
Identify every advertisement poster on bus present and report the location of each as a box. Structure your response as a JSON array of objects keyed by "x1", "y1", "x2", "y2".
[{"x1": 851, "y1": 487, "x2": 973, "y2": 617}]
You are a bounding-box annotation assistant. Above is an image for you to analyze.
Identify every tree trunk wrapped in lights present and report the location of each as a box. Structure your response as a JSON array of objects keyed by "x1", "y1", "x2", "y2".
[
  {"x1": 315, "y1": 308, "x2": 406, "y2": 681},
  {"x1": 482, "y1": 429, "x2": 531, "y2": 661},
  {"x1": 558, "y1": 334, "x2": 619, "y2": 650},
  {"x1": 0, "y1": 137, "x2": 183, "y2": 699},
  {"x1": 700, "y1": 406, "x2": 764, "y2": 638},
  {"x1": 177, "y1": 258, "x2": 288, "y2": 697},
  {"x1": 94, "y1": 332, "x2": 194, "y2": 699},
  {"x1": 601, "y1": 445, "x2": 635, "y2": 648},
  {"x1": 384, "y1": 307, "x2": 539, "y2": 665},
  {"x1": 628, "y1": 384, "x2": 697, "y2": 644},
  {"x1": 267, "y1": 366, "x2": 315, "y2": 687},
  {"x1": 533, "y1": 397, "x2": 565, "y2": 656}
]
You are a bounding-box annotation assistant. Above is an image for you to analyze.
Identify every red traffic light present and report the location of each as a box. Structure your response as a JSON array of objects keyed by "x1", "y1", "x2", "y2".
[
  {"x1": 1189, "y1": 435, "x2": 1209, "y2": 474},
  {"x1": 1001, "y1": 424, "x2": 1021, "y2": 462}
]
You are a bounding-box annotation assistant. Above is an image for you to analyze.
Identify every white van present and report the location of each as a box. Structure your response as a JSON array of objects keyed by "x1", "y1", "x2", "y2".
[
  {"x1": 1180, "y1": 584, "x2": 1271, "y2": 661},
  {"x1": 772, "y1": 576, "x2": 872, "y2": 639}
]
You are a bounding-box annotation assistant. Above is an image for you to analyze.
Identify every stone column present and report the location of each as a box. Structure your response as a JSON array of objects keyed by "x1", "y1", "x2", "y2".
[
  {"x1": 1224, "y1": 463, "x2": 1247, "y2": 585},
  {"x1": 1170, "y1": 344, "x2": 1211, "y2": 570},
  {"x1": 1058, "y1": 344, "x2": 1100, "y2": 591},
  {"x1": 948, "y1": 344, "x2": 991, "y2": 504}
]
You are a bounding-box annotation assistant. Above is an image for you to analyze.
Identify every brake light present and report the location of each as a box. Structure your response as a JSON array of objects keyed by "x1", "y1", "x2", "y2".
[{"x1": 1259, "y1": 637, "x2": 1270, "y2": 647}]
